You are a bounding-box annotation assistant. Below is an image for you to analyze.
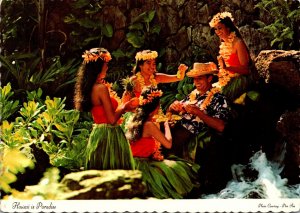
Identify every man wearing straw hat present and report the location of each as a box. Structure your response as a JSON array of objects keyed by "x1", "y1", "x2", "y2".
[{"x1": 167, "y1": 62, "x2": 232, "y2": 193}]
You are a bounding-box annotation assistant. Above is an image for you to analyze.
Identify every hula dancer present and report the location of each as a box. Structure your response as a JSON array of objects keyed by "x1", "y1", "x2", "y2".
[
  {"x1": 74, "y1": 47, "x2": 136, "y2": 170},
  {"x1": 125, "y1": 87, "x2": 199, "y2": 198},
  {"x1": 209, "y1": 12, "x2": 252, "y2": 102},
  {"x1": 121, "y1": 50, "x2": 188, "y2": 102}
]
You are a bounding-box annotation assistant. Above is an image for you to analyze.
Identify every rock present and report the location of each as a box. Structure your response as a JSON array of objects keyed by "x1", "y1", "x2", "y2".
[
  {"x1": 255, "y1": 50, "x2": 300, "y2": 98},
  {"x1": 58, "y1": 170, "x2": 147, "y2": 199},
  {"x1": 276, "y1": 109, "x2": 300, "y2": 184},
  {"x1": 157, "y1": 6, "x2": 181, "y2": 35},
  {"x1": 239, "y1": 26, "x2": 270, "y2": 59}
]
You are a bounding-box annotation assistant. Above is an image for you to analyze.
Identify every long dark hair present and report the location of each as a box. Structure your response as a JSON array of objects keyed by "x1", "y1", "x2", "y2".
[
  {"x1": 132, "y1": 59, "x2": 144, "y2": 74},
  {"x1": 74, "y1": 47, "x2": 108, "y2": 112},
  {"x1": 219, "y1": 17, "x2": 242, "y2": 39},
  {"x1": 125, "y1": 87, "x2": 161, "y2": 141},
  {"x1": 132, "y1": 50, "x2": 158, "y2": 74}
]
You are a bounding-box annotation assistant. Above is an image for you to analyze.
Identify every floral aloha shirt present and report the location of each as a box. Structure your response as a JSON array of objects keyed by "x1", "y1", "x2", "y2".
[{"x1": 180, "y1": 89, "x2": 231, "y2": 135}]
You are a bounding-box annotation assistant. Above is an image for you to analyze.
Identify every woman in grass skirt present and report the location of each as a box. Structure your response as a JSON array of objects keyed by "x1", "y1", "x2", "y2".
[
  {"x1": 125, "y1": 87, "x2": 199, "y2": 198},
  {"x1": 74, "y1": 47, "x2": 135, "y2": 170},
  {"x1": 209, "y1": 12, "x2": 253, "y2": 103}
]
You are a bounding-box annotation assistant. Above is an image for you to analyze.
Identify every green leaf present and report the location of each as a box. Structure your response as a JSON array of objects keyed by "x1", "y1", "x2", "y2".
[
  {"x1": 128, "y1": 23, "x2": 143, "y2": 31},
  {"x1": 247, "y1": 91, "x2": 260, "y2": 101},
  {"x1": 253, "y1": 20, "x2": 266, "y2": 28},
  {"x1": 145, "y1": 11, "x2": 156, "y2": 23},
  {"x1": 77, "y1": 18, "x2": 98, "y2": 28},
  {"x1": 271, "y1": 37, "x2": 282, "y2": 47},
  {"x1": 112, "y1": 49, "x2": 126, "y2": 60},
  {"x1": 71, "y1": 0, "x2": 90, "y2": 9},
  {"x1": 175, "y1": 94, "x2": 185, "y2": 100},
  {"x1": 101, "y1": 23, "x2": 113, "y2": 38},
  {"x1": 126, "y1": 32, "x2": 144, "y2": 48},
  {"x1": 150, "y1": 25, "x2": 161, "y2": 35}
]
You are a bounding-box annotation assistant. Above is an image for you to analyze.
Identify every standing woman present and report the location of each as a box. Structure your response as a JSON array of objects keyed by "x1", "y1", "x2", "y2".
[
  {"x1": 209, "y1": 12, "x2": 252, "y2": 102},
  {"x1": 74, "y1": 47, "x2": 135, "y2": 170},
  {"x1": 125, "y1": 87, "x2": 199, "y2": 199},
  {"x1": 122, "y1": 50, "x2": 188, "y2": 102}
]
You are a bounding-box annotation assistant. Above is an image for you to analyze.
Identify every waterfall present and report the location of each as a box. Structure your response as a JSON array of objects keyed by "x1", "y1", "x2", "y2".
[{"x1": 203, "y1": 150, "x2": 300, "y2": 199}]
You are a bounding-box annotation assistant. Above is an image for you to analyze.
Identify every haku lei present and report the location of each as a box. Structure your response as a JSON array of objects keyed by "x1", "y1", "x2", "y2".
[
  {"x1": 82, "y1": 50, "x2": 112, "y2": 64},
  {"x1": 135, "y1": 50, "x2": 158, "y2": 61},
  {"x1": 139, "y1": 90, "x2": 163, "y2": 106},
  {"x1": 209, "y1": 12, "x2": 234, "y2": 28}
]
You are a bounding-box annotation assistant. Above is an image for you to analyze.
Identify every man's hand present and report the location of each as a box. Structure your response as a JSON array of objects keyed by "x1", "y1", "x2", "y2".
[
  {"x1": 169, "y1": 100, "x2": 185, "y2": 113},
  {"x1": 183, "y1": 104, "x2": 201, "y2": 116}
]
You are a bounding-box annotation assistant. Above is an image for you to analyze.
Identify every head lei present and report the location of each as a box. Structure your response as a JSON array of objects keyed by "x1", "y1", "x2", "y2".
[
  {"x1": 209, "y1": 12, "x2": 234, "y2": 28},
  {"x1": 82, "y1": 48, "x2": 112, "y2": 64},
  {"x1": 139, "y1": 88, "x2": 163, "y2": 106},
  {"x1": 135, "y1": 50, "x2": 158, "y2": 61}
]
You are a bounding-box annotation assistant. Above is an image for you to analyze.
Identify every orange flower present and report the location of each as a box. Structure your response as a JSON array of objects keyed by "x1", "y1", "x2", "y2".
[{"x1": 82, "y1": 51, "x2": 112, "y2": 64}]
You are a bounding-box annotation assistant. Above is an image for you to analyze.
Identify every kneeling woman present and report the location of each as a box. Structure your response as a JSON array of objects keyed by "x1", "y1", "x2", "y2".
[{"x1": 125, "y1": 87, "x2": 199, "y2": 199}]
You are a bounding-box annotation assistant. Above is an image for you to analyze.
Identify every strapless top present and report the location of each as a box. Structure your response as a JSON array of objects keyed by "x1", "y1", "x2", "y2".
[
  {"x1": 226, "y1": 53, "x2": 248, "y2": 74},
  {"x1": 91, "y1": 97, "x2": 118, "y2": 124},
  {"x1": 227, "y1": 53, "x2": 241, "y2": 66},
  {"x1": 130, "y1": 137, "x2": 156, "y2": 158}
]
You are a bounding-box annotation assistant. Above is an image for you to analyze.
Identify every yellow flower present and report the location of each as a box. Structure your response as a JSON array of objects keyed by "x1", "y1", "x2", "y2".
[
  {"x1": 136, "y1": 72, "x2": 157, "y2": 89},
  {"x1": 135, "y1": 50, "x2": 158, "y2": 61}
]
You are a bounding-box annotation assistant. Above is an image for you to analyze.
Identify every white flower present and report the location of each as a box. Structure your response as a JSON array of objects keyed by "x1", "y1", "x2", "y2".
[
  {"x1": 135, "y1": 50, "x2": 158, "y2": 61},
  {"x1": 209, "y1": 12, "x2": 234, "y2": 28}
]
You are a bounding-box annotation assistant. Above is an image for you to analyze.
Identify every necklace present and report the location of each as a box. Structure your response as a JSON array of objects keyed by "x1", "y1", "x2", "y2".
[
  {"x1": 136, "y1": 72, "x2": 157, "y2": 89},
  {"x1": 217, "y1": 32, "x2": 239, "y2": 87},
  {"x1": 96, "y1": 78, "x2": 121, "y2": 106},
  {"x1": 188, "y1": 88, "x2": 220, "y2": 111}
]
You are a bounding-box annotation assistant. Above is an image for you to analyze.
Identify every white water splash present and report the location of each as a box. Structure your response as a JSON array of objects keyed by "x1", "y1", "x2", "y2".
[{"x1": 204, "y1": 151, "x2": 300, "y2": 199}]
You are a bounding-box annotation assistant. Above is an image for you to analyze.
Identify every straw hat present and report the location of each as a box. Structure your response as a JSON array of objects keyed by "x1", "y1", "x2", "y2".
[{"x1": 186, "y1": 62, "x2": 218, "y2": 77}]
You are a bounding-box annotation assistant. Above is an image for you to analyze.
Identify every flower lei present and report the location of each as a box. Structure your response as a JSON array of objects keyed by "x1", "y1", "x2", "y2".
[
  {"x1": 136, "y1": 72, "x2": 158, "y2": 89},
  {"x1": 135, "y1": 50, "x2": 158, "y2": 61},
  {"x1": 97, "y1": 79, "x2": 121, "y2": 106},
  {"x1": 139, "y1": 89, "x2": 163, "y2": 106},
  {"x1": 153, "y1": 108, "x2": 181, "y2": 123},
  {"x1": 152, "y1": 139, "x2": 164, "y2": 161},
  {"x1": 199, "y1": 87, "x2": 220, "y2": 110},
  {"x1": 187, "y1": 87, "x2": 221, "y2": 111},
  {"x1": 209, "y1": 11, "x2": 234, "y2": 28},
  {"x1": 217, "y1": 32, "x2": 239, "y2": 87},
  {"x1": 82, "y1": 50, "x2": 112, "y2": 64}
]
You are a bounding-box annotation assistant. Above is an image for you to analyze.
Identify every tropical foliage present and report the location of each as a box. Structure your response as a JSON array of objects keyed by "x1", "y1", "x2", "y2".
[
  {"x1": 0, "y1": 84, "x2": 92, "y2": 173},
  {"x1": 254, "y1": 0, "x2": 300, "y2": 49}
]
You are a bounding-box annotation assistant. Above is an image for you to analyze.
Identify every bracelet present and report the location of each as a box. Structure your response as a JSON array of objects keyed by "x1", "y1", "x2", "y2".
[{"x1": 176, "y1": 70, "x2": 182, "y2": 79}]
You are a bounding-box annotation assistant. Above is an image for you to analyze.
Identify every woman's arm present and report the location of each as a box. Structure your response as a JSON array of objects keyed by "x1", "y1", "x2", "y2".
[
  {"x1": 96, "y1": 84, "x2": 125, "y2": 125},
  {"x1": 143, "y1": 121, "x2": 172, "y2": 149},
  {"x1": 155, "y1": 64, "x2": 188, "y2": 83}
]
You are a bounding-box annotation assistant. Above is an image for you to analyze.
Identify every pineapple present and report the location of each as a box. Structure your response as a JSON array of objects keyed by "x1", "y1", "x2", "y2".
[{"x1": 121, "y1": 77, "x2": 135, "y2": 103}]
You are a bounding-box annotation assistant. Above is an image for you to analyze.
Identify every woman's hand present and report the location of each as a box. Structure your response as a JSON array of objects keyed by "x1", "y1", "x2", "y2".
[
  {"x1": 123, "y1": 97, "x2": 139, "y2": 111},
  {"x1": 217, "y1": 56, "x2": 225, "y2": 69},
  {"x1": 210, "y1": 62, "x2": 218, "y2": 71},
  {"x1": 169, "y1": 101, "x2": 185, "y2": 113},
  {"x1": 176, "y1": 64, "x2": 188, "y2": 80}
]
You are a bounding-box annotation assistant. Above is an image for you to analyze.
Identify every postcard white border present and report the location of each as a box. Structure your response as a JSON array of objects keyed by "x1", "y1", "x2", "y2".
[{"x1": 1, "y1": 199, "x2": 300, "y2": 212}]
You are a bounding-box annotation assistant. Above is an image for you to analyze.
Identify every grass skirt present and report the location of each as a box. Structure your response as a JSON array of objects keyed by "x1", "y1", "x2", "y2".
[
  {"x1": 222, "y1": 75, "x2": 250, "y2": 102},
  {"x1": 85, "y1": 124, "x2": 135, "y2": 170},
  {"x1": 135, "y1": 155, "x2": 200, "y2": 199}
]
